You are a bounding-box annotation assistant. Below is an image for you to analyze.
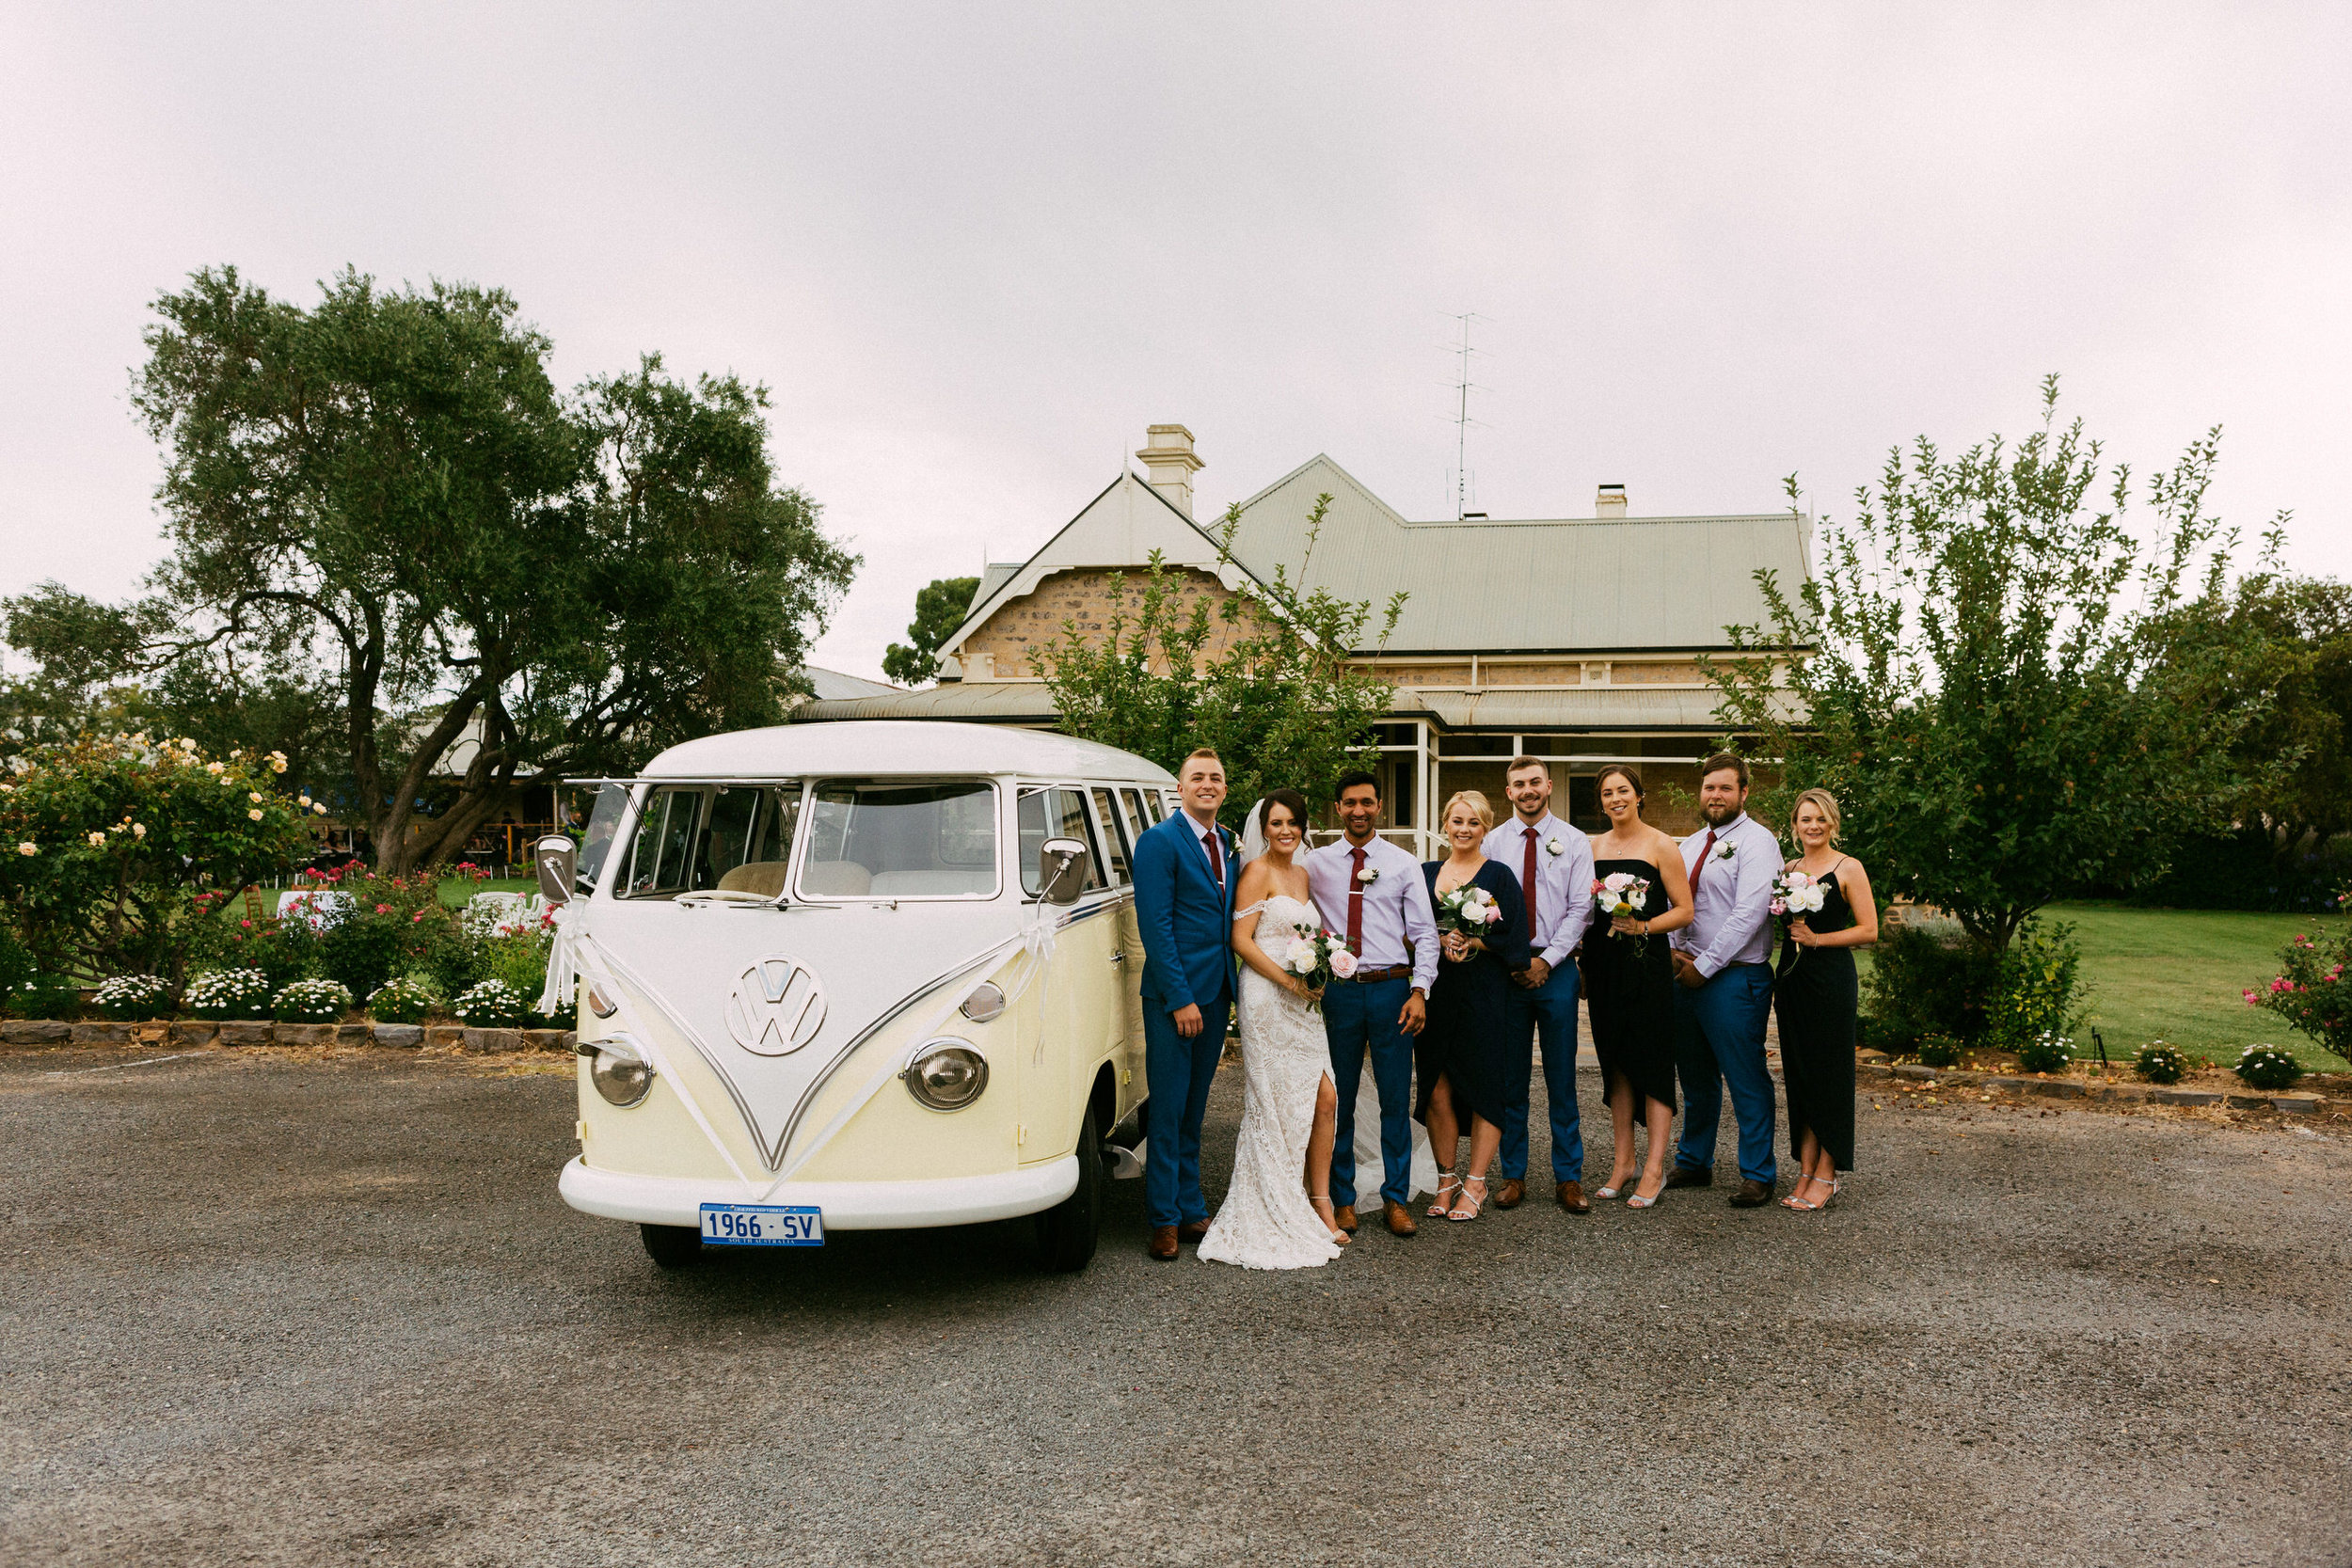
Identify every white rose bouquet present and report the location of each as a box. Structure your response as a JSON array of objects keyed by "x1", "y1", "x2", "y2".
[
  {"x1": 1772, "y1": 868, "x2": 1830, "y2": 968},
  {"x1": 1592, "y1": 871, "x2": 1654, "y2": 954},
  {"x1": 1434, "y1": 882, "x2": 1503, "y2": 953},
  {"x1": 1275, "y1": 913, "x2": 1356, "y2": 1010}
]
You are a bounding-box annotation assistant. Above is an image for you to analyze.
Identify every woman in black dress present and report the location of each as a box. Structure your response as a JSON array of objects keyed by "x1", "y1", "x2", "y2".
[
  {"x1": 1578, "y1": 766, "x2": 1694, "y2": 1209},
  {"x1": 1774, "y1": 788, "x2": 1878, "y2": 1212},
  {"x1": 1418, "y1": 790, "x2": 1530, "y2": 1222}
]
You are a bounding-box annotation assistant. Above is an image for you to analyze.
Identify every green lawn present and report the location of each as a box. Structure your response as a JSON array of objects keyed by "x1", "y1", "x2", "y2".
[{"x1": 1863, "y1": 900, "x2": 2349, "y2": 1071}]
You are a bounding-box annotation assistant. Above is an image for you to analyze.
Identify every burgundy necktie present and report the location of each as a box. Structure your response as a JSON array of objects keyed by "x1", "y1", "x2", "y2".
[
  {"x1": 1690, "y1": 828, "x2": 1718, "y2": 893},
  {"x1": 1201, "y1": 828, "x2": 1224, "y2": 895},
  {"x1": 1346, "y1": 846, "x2": 1366, "y2": 956},
  {"x1": 1521, "y1": 825, "x2": 1542, "y2": 944}
]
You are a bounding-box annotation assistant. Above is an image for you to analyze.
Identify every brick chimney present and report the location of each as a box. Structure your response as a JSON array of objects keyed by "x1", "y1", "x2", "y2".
[
  {"x1": 1595, "y1": 483, "x2": 1627, "y2": 517},
  {"x1": 1136, "y1": 424, "x2": 1203, "y2": 518}
]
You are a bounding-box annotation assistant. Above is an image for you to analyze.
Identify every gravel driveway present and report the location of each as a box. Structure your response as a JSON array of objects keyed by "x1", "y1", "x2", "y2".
[{"x1": 2, "y1": 1045, "x2": 2346, "y2": 1568}]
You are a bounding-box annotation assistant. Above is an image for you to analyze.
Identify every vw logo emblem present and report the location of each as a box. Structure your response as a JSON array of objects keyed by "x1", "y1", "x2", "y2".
[{"x1": 724, "y1": 957, "x2": 827, "y2": 1055}]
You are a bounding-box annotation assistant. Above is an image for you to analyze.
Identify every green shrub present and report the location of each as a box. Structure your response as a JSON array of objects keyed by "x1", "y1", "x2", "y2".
[
  {"x1": 366, "y1": 976, "x2": 438, "y2": 1024},
  {"x1": 273, "y1": 976, "x2": 354, "y2": 1022},
  {"x1": 452, "y1": 977, "x2": 528, "y2": 1028},
  {"x1": 1863, "y1": 919, "x2": 2002, "y2": 1049},
  {"x1": 1915, "y1": 1034, "x2": 1963, "y2": 1069},
  {"x1": 8, "y1": 974, "x2": 84, "y2": 1020},
  {"x1": 2233, "y1": 1045, "x2": 2301, "y2": 1091},
  {"x1": 1987, "y1": 918, "x2": 2086, "y2": 1047},
  {"x1": 184, "y1": 967, "x2": 272, "y2": 1020},
  {"x1": 482, "y1": 927, "x2": 564, "y2": 1024},
  {"x1": 2012, "y1": 1029, "x2": 2073, "y2": 1075},
  {"x1": 94, "y1": 974, "x2": 173, "y2": 1021},
  {"x1": 0, "y1": 926, "x2": 35, "y2": 1006},
  {"x1": 2135, "y1": 1041, "x2": 2189, "y2": 1085}
]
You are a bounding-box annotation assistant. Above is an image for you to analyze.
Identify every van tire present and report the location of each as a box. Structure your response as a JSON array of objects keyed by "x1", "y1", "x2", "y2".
[
  {"x1": 1034, "y1": 1104, "x2": 1104, "y2": 1273},
  {"x1": 640, "y1": 1223, "x2": 703, "y2": 1269}
]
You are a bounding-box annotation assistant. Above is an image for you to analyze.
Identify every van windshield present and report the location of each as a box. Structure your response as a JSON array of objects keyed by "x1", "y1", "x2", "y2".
[{"x1": 797, "y1": 780, "x2": 998, "y2": 899}]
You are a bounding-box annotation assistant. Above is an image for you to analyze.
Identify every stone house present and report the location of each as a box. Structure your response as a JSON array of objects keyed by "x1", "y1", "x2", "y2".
[{"x1": 795, "y1": 425, "x2": 1808, "y2": 847}]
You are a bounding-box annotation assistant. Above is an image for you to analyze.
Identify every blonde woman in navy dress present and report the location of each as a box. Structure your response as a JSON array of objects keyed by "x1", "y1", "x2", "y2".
[{"x1": 1773, "y1": 787, "x2": 1878, "y2": 1212}]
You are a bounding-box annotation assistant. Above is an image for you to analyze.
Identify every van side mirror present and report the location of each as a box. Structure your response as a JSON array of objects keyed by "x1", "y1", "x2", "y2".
[
  {"x1": 535, "y1": 835, "x2": 579, "y2": 906},
  {"x1": 1037, "y1": 837, "x2": 1089, "y2": 905}
]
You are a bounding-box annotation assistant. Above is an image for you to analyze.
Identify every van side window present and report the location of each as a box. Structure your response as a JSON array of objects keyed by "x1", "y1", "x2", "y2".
[
  {"x1": 1115, "y1": 788, "x2": 1152, "y2": 849},
  {"x1": 1089, "y1": 787, "x2": 1132, "y2": 883},
  {"x1": 623, "y1": 786, "x2": 703, "y2": 897},
  {"x1": 1017, "y1": 785, "x2": 1107, "y2": 896},
  {"x1": 709, "y1": 784, "x2": 801, "y2": 898}
]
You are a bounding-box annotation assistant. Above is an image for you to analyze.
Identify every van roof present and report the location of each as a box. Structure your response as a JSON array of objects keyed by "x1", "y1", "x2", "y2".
[{"x1": 640, "y1": 721, "x2": 1179, "y2": 784}]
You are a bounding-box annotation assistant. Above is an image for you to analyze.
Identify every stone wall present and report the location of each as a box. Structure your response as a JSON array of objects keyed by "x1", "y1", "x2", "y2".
[{"x1": 958, "y1": 566, "x2": 1263, "y2": 679}]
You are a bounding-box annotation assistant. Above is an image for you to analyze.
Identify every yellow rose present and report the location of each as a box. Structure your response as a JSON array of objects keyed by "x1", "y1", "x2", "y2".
[{"x1": 247, "y1": 808, "x2": 263, "y2": 821}]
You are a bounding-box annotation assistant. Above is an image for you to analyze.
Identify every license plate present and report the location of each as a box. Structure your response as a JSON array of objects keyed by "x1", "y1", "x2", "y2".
[{"x1": 698, "y1": 1203, "x2": 824, "y2": 1246}]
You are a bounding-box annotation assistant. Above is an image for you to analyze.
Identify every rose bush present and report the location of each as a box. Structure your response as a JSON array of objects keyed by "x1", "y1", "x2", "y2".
[
  {"x1": 2245, "y1": 926, "x2": 2351, "y2": 1066},
  {"x1": 0, "y1": 734, "x2": 316, "y2": 988}
]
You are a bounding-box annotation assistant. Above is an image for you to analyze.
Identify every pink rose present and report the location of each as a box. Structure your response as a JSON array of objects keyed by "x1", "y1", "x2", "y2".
[
  {"x1": 1771, "y1": 899, "x2": 1788, "y2": 916},
  {"x1": 1328, "y1": 949, "x2": 1359, "y2": 979}
]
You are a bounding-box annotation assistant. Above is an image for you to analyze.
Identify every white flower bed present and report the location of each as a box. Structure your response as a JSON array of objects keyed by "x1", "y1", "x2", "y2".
[
  {"x1": 93, "y1": 974, "x2": 172, "y2": 1021},
  {"x1": 184, "y1": 968, "x2": 273, "y2": 1020},
  {"x1": 452, "y1": 977, "x2": 528, "y2": 1028},
  {"x1": 273, "y1": 976, "x2": 354, "y2": 1023}
]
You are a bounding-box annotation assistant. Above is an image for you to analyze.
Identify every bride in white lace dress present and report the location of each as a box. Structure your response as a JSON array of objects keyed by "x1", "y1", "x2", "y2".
[{"x1": 1199, "y1": 794, "x2": 1347, "y2": 1270}]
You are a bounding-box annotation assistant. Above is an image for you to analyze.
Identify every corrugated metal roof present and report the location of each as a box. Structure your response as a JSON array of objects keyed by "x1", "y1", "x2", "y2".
[
  {"x1": 794, "y1": 678, "x2": 1790, "y2": 734},
  {"x1": 1399, "y1": 688, "x2": 1801, "y2": 731},
  {"x1": 1224, "y1": 455, "x2": 1810, "y2": 655},
  {"x1": 802, "y1": 666, "x2": 901, "y2": 702},
  {"x1": 793, "y1": 681, "x2": 1060, "y2": 724}
]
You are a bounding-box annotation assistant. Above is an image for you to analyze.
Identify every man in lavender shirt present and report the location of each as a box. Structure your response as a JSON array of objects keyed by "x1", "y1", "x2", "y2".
[
  {"x1": 1307, "y1": 770, "x2": 1439, "y2": 1239},
  {"x1": 1667, "y1": 752, "x2": 1784, "y2": 1206},
  {"x1": 1481, "y1": 757, "x2": 1596, "y2": 1214}
]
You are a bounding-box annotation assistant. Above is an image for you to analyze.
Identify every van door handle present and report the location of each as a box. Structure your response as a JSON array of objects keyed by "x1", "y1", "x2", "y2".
[{"x1": 1108, "y1": 951, "x2": 1126, "y2": 964}]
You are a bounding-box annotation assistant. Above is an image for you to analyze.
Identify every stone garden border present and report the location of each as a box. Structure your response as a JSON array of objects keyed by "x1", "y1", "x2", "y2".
[
  {"x1": 1859, "y1": 1058, "x2": 2340, "y2": 1117},
  {"x1": 0, "y1": 1019, "x2": 576, "y2": 1054}
]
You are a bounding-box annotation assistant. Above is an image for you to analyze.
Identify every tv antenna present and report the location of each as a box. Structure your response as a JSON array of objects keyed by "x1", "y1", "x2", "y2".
[{"x1": 1444, "y1": 311, "x2": 1488, "y2": 520}]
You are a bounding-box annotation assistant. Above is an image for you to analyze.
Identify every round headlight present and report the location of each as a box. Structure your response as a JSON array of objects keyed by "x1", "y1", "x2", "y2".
[
  {"x1": 586, "y1": 1037, "x2": 655, "y2": 1107},
  {"x1": 959, "y1": 982, "x2": 1007, "y2": 1023},
  {"x1": 902, "y1": 1041, "x2": 989, "y2": 1111}
]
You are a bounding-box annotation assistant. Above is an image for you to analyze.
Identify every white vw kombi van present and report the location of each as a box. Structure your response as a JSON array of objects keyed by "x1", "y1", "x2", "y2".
[{"x1": 546, "y1": 721, "x2": 1170, "y2": 1273}]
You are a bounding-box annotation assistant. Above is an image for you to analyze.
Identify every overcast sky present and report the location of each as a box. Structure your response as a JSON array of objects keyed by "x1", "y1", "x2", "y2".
[{"x1": 3, "y1": 3, "x2": 2344, "y2": 682}]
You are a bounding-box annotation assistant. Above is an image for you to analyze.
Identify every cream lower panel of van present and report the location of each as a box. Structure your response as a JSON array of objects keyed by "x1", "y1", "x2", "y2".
[
  {"x1": 574, "y1": 1053, "x2": 743, "y2": 1183},
  {"x1": 559, "y1": 1154, "x2": 1080, "y2": 1230},
  {"x1": 575, "y1": 989, "x2": 772, "y2": 1180},
  {"x1": 783, "y1": 961, "x2": 1032, "y2": 1184}
]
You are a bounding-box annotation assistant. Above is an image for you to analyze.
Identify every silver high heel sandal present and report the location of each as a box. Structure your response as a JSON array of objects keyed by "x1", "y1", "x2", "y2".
[
  {"x1": 1596, "y1": 1170, "x2": 1639, "y2": 1200},
  {"x1": 1426, "y1": 1173, "x2": 1462, "y2": 1220},
  {"x1": 1625, "y1": 1172, "x2": 1665, "y2": 1209}
]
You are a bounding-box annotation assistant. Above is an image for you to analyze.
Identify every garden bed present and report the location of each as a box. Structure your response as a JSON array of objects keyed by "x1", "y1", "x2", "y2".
[
  {"x1": 1853, "y1": 1049, "x2": 2348, "y2": 1117},
  {"x1": 0, "y1": 1017, "x2": 575, "y2": 1054}
]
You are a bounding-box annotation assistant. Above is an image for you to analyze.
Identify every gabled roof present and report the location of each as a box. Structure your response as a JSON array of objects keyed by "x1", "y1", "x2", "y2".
[
  {"x1": 1223, "y1": 454, "x2": 1810, "y2": 655},
  {"x1": 935, "y1": 470, "x2": 1270, "y2": 667}
]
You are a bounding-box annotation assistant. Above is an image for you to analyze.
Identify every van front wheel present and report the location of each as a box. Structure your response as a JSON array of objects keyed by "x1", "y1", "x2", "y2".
[
  {"x1": 640, "y1": 1223, "x2": 703, "y2": 1269},
  {"x1": 1033, "y1": 1105, "x2": 1104, "y2": 1273}
]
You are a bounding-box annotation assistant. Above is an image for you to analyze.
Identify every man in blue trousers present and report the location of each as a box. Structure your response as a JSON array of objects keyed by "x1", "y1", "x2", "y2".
[
  {"x1": 1483, "y1": 756, "x2": 1596, "y2": 1214},
  {"x1": 1307, "y1": 771, "x2": 1438, "y2": 1239},
  {"x1": 1130, "y1": 748, "x2": 1238, "y2": 1260},
  {"x1": 1668, "y1": 752, "x2": 1783, "y2": 1207}
]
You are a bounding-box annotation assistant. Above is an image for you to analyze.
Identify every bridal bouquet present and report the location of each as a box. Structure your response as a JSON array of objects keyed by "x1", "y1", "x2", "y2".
[
  {"x1": 1277, "y1": 915, "x2": 1356, "y2": 1009},
  {"x1": 1435, "y1": 882, "x2": 1503, "y2": 938}
]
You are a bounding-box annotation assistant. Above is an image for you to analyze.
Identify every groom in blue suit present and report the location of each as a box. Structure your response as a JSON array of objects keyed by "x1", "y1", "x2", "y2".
[{"x1": 1131, "y1": 747, "x2": 1238, "y2": 1261}]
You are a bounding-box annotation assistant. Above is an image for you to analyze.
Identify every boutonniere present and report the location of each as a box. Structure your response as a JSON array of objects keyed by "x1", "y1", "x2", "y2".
[
  {"x1": 1714, "y1": 842, "x2": 1738, "y2": 863},
  {"x1": 1357, "y1": 866, "x2": 1380, "y2": 885},
  {"x1": 1544, "y1": 835, "x2": 1565, "y2": 857}
]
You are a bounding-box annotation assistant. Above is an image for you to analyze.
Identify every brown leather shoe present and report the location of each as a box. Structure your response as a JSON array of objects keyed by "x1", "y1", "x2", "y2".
[
  {"x1": 1555, "y1": 1180, "x2": 1591, "y2": 1215},
  {"x1": 1177, "y1": 1219, "x2": 1211, "y2": 1243},
  {"x1": 1728, "y1": 1179, "x2": 1772, "y2": 1208},
  {"x1": 1148, "y1": 1225, "x2": 1179, "y2": 1260},
  {"x1": 1492, "y1": 1179, "x2": 1526, "y2": 1210},
  {"x1": 1664, "y1": 1164, "x2": 1713, "y2": 1189},
  {"x1": 1332, "y1": 1205, "x2": 1359, "y2": 1234},
  {"x1": 1383, "y1": 1200, "x2": 1418, "y2": 1238}
]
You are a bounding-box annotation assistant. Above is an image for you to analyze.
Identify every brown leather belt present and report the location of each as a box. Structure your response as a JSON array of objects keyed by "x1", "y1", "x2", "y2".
[{"x1": 1340, "y1": 963, "x2": 1413, "y2": 983}]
